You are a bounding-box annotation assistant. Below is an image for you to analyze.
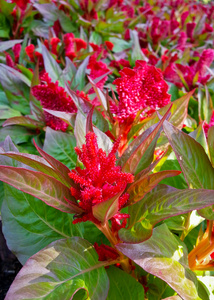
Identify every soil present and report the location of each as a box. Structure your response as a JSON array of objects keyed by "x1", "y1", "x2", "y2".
[{"x1": 0, "y1": 221, "x2": 22, "y2": 300}]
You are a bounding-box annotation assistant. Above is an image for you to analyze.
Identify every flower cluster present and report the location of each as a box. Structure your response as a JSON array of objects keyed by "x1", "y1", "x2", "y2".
[
  {"x1": 112, "y1": 60, "x2": 171, "y2": 121},
  {"x1": 68, "y1": 132, "x2": 134, "y2": 224},
  {"x1": 32, "y1": 73, "x2": 77, "y2": 131}
]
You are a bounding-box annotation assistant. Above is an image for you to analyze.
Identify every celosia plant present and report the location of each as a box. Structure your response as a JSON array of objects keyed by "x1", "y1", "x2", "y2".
[{"x1": 1, "y1": 0, "x2": 214, "y2": 299}]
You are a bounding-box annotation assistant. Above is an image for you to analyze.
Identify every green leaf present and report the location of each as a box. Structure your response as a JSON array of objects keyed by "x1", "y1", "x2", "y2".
[
  {"x1": 0, "y1": 105, "x2": 21, "y2": 119},
  {"x1": 41, "y1": 44, "x2": 63, "y2": 84},
  {"x1": 130, "y1": 30, "x2": 148, "y2": 64},
  {"x1": 0, "y1": 13, "x2": 10, "y2": 38},
  {"x1": 73, "y1": 56, "x2": 89, "y2": 90},
  {"x1": 117, "y1": 224, "x2": 208, "y2": 300},
  {"x1": 1, "y1": 185, "x2": 83, "y2": 264},
  {"x1": 127, "y1": 170, "x2": 181, "y2": 204},
  {"x1": 43, "y1": 127, "x2": 77, "y2": 170},
  {"x1": 106, "y1": 266, "x2": 144, "y2": 299},
  {"x1": 208, "y1": 126, "x2": 214, "y2": 167},
  {"x1": 0, "y1": 166, "x2": 79, "y2": 214},
  {"x1": 158, "y1": 151, "x2": 188, "y2": 189},
  {"x1": 0, "y1": 39, "x2": 23, "y2": 52},
  {"x1": 108, "y1": 37, "x2": 132, "y2": 53},
  {"x1": 119, "y1": 185, "x2": 214, "y2": 243},
  {"x1": 5, "y1": 237, "x2": 109, "y2": 300},
  {"x1": 189, "y1": 123, "x2": 208, "y2": 154},
  {"x1": 163, "y1": 121, "x2": 214, "y2": 189},
  {"x1": 0, "y1": 126, "x2": 33, "y2": 144}
]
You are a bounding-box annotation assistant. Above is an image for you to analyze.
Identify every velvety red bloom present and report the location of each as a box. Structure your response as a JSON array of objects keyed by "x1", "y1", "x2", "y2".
[
  {"x1": 94, "y1": 243, "x2": 119, "y2": 261},
  {"x1": 105, "y1": 41, "x2": 114, "y2": 51},
  {"x1": 12, "y1": 0, "x2": 30, "y2": 10},
  {"x1": 177, "y1": 31, "x2": 187, "y2": 51},
  {"x1": 12, "y1": 43, "x2": 21, "y2": 63},
  {"x1": 88, "y1": 60, "x2": 110, "y2": 90},
  {"x1": 112, "y1": 60, "x2": 171, "y2": 121},
  {"x1": 25, "y1": 44, "x2": 43, "y2": 66},
  {"x1": 32, "y1": 73, "x2": 77, "y2": 131},
  {"x1": 109, "y1": 59, "x2": 131, "y2": 70},
  {"x1": 186, "y1": 22, "x2": 196, "y2": 40},
  {"x1": 68, "y1": 132, "x2": 134, "y2": 224},
  {"x1": 63, "y1": 33, "x2": 87, "y2": 61}
]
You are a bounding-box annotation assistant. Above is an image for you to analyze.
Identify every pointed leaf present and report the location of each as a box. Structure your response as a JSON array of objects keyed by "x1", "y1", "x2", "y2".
[
  {"x1": 2, "y1": 185, "x2": 83, "y2": 264},
  {"x1": 3, "y1": 116, "x2": 44, "y2": 129},
  {"x1": 41, "y1": 44, "x2": 63, "y2": 84},
  {"x1": 0, "y1": 39, "x2": 23, "y2": 52},
  {"x1": 127, "y1": 170, "x2": 181, "y2": 204},
  {"x1": 5, "y1": 237, "x2": 109, "y2": 300},
  {"x1": 93, "y1": 190, "x2": 124, "y2": 223},
  {"x1": 119, "y1": 185, "x2": 214, "y2": 243},
  {"x1": 0, "y1": 151, "x2": 71, "y2": 187},
  {"x1": 119, "y1": 106, "x2": 171, "y2": 174},
  {"x1": 117, "y1": 224, "x2": 207, "y2": 300},
  {"x1": 163, "y1": 121, "x2": 214, "y2": 189},
  {"x1": 43, "y1": 127, "x2": 77, "y2": 170},
  {"x1": 0, "y1": 166, "x2": 79, "y2": 214}
]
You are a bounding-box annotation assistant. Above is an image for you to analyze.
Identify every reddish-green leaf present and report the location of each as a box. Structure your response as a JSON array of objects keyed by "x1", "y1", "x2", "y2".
[
  {"x1": 119, "y1": 185, "x2": 214, "y2": 243},
  {"x1": 0, "y1": 151, "x2": 71, "y2": 187},
  {"x1": 34, "y1": 139, "x2": 75, "y2": 187},
  {"x1": 117, "y1": 224, "x2": 207, "y2": 300},
  {"x1": 163, "y1": 121, "x2": 214, "y2": 189},
  {"x1": 5, "y1": 237, "x2": 109, "y2": 300},
  {"x1": 0, "y1": 166, "x2": 80, "y2": 214},
  {"x1": 93, "y1": 190, "x2": 124, "y2": 223},
  {"x1": 127, "y1": 170, "x2": 181, "y2": 204},
  {"x1": 118, "y1": 105, "x2": 171, "y2": 174},
  {"x1": 3, "y1": 116, "x2": 44, "y2": 129}
]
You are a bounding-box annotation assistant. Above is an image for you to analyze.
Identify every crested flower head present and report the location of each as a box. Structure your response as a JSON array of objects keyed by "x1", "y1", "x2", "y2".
[
  {"x1": 63, "y1": 33, "x2": 87, "y2": 61},
  {"x1": 112, "y1": 60, "x2": 171, "y2": 121},
  {"x1": 32, "y1": 73, "x2": 77, "y2": 131},
  {"x1": 68, "y1": 132, "x2": 134, "y2": 224}
]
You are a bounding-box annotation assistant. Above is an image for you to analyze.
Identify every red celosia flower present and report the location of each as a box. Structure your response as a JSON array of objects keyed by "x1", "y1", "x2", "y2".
[
  {"x1": 12, "y1": 43, "x2": 21, "y2": 63},
  {"x1": 25, "y1": 44, "x2": 43, "y2": 66},
  {"x1": 112, "y1": 60, "x2": 171, "y2": 121},
  {"x1": 12, "y1": 0, "x2": 30, "y2": 10},
  {"x1": 109, "y1": 59, "x2": 131, "y2": 71},
  {"x1": 63, "y1": 33, "x2": 87, "y2": 61},
  {"x1": 105, "y1": 41, "x2": 114, "y2": 51},
  {"x1": 68, "y1": 132, "x2": 134, "y2": 224},
  {"x1": 32, "y1": 73, "x2": 77, "y2": 131},
  {"x1": 94, "y1": 243, "x2": 119, "y2": 261}
]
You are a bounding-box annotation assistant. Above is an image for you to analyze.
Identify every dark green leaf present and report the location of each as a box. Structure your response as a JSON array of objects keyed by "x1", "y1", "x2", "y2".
[
  {"x1": 2, "y1": 185, "x2": 83, "y2": 264},
  {"x1": 106, "y1": 266, "x2": 144, "y2": 299}
]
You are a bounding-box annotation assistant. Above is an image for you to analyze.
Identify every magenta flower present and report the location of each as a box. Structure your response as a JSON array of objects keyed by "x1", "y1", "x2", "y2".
[
  {"x1": 112, "y1": 60, "x2": 171, "y2": 121},
  {"x1": 68, "y1": 132, "x2": 134, "y2": 224},
  {"x1": 32, "y1": 73, "x2": 77, "y2": 131}
]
